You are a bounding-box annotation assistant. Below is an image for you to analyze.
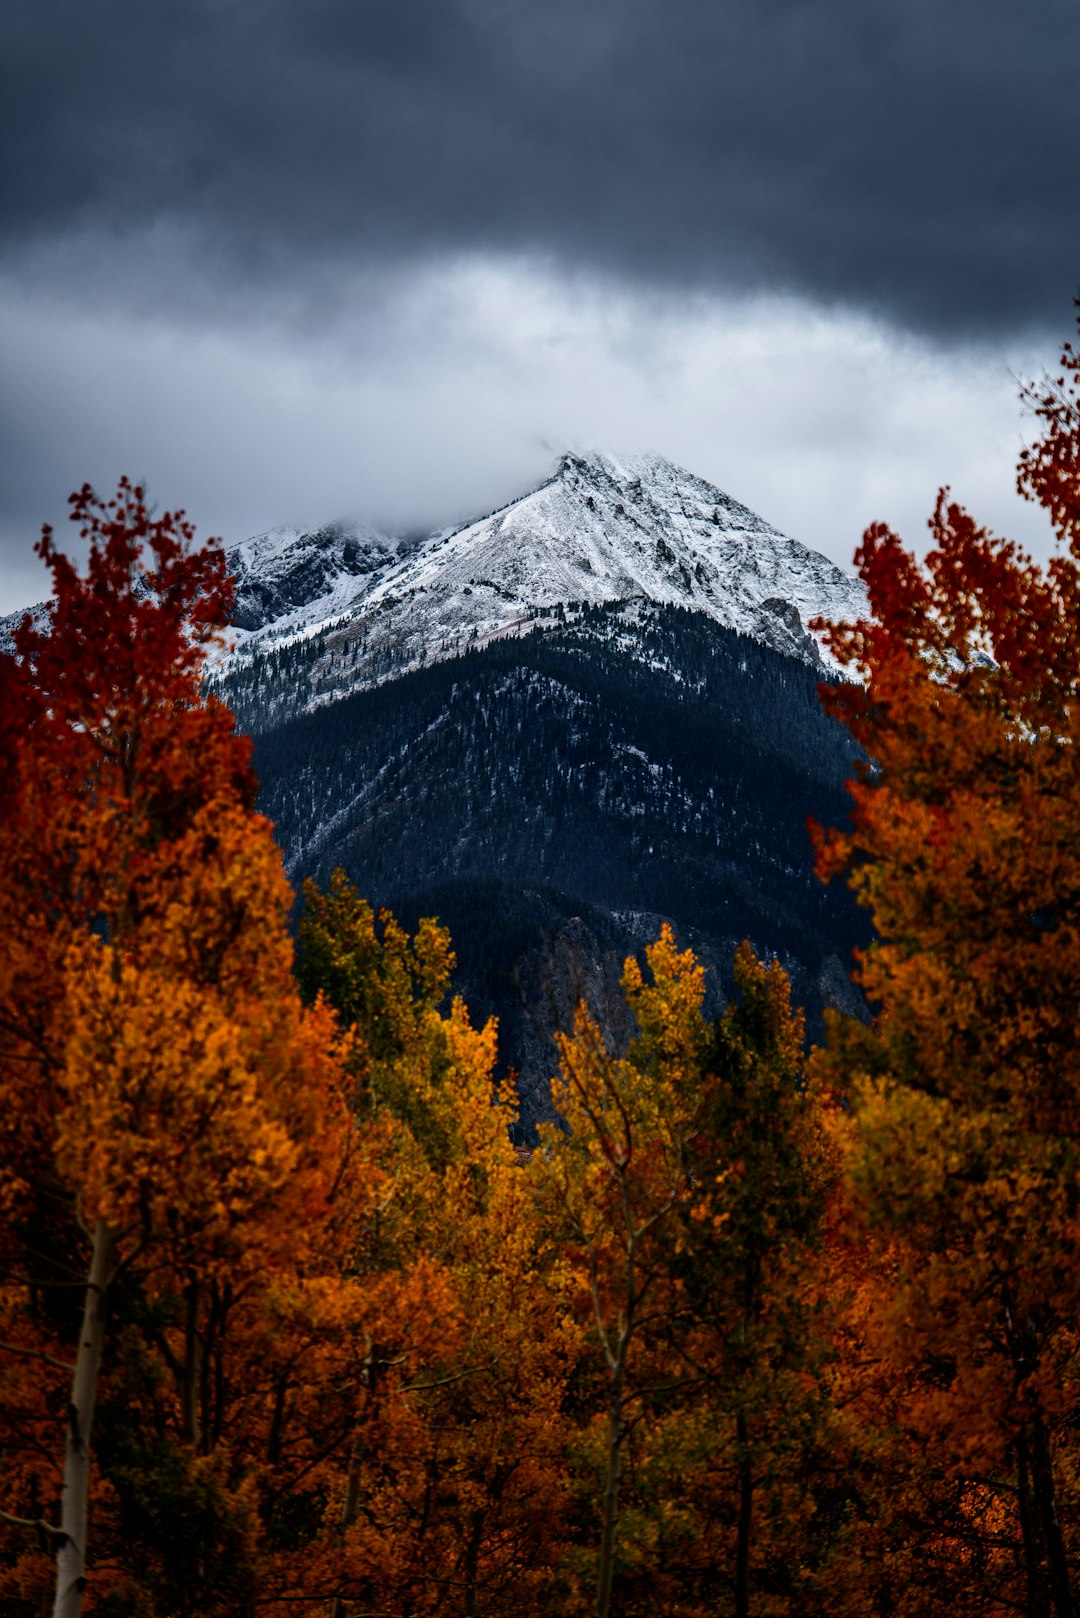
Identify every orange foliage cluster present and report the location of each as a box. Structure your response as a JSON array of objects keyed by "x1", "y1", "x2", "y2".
[
  {"x1": 0, "y1": 483, "x2": 354, "y2": 1616},
  {"x1": 810, "y1": 308, "x2": 1080, "y2": 1618},
  {"x1": 1, "y1": 304, "x2": 1079, "y2": 1617}
]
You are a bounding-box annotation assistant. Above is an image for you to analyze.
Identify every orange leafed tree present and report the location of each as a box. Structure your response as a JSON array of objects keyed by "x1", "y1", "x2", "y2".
[
  {"x1": 814, "y1": 309, "x2": 1080, "y2": 1617},
  {"x1": 0, "y1": 483, "x2": 354, "y2": 1617},
  {"x1": 293, "y1": 872, "x2": 576, "y2": 1618}
]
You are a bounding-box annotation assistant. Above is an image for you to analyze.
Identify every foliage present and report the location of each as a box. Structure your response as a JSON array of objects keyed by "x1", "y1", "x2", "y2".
[
  {"x1": 813, "y1": 308, "x2": 1080, "y2": 1616},
  {"x1": 294, "y1": 870, "x2": 578, "y2": 1618},
  {"x1": 0, "y1": 482, "x2": 355, "y2": 1617},
  {"x1": 534, "y1": 926, "x2": 708, "y2": 1618},
  {"x1": 534, "y1": 928, "x2": 838, "y2": 1617}
]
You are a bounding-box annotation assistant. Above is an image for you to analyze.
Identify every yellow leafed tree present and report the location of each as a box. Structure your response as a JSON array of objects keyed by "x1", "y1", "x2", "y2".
[{"x1": 295, "y1": 871, "x2": 579, "y2": 1618}]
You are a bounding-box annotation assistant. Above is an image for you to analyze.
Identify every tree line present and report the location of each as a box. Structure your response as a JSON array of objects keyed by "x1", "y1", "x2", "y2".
[{"x1": 248, "y1": 596, "x2": 865, "y2": 1008}]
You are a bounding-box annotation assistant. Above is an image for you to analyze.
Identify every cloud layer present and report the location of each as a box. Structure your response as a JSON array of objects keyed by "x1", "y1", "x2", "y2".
[
  {"x1": 2, "y1": 1, "x2": 1075, "y2": 610},
  {"x1": 5, "y1": 0, "x2": 1079, "y2": 336},
  {"x1": 0, "y1": 258, "x2": 1058, "y2": 613}
]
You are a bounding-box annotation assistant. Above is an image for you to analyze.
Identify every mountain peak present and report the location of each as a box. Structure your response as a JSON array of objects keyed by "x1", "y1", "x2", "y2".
[
  {"x1": 548, "y1": 448, "x2": 786, "y2": 540},
  {"x1": 1, "y1": 451, "x2": 868, "y2": 698},
  {"x1": 215, "y1": 448, "x2": 868, "y2": 703},
  {"x1": 554, "y1": 447, "x2": 656, "y2": 483}
]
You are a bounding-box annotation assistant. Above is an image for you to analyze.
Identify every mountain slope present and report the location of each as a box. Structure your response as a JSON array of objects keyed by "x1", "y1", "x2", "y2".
[
  {"x1": 225, "y1": 519, "x2": 422, "y2": 636},
  {"x1": 251, "y1": 601, "x2": 868, "y2": 1136},
  {"x1": 213, "y1": 450, "x2": 868, "y2": 726}
]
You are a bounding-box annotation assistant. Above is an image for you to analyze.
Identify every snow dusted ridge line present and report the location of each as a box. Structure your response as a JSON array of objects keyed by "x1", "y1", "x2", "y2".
[
  {"x1": 1, "y1": 452, "x2": 869, "y2": 692},
  {"x1": 217, "y1": 450, "x2": 868, "y2": 706}
]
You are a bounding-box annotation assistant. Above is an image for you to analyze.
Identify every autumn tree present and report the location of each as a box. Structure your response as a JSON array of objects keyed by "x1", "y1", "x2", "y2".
[
  {"x1": 813, "y1": 308, "x2": 1080, "y2": 1617},
  {"x1": 674, "y1": 944, "x2": 836, "y2": 1618},
  {"x1": 295, "y1": 871, "x2": 577, "y2": 1618},
  {"x1": 0, "y1": 483, "x2": 353, "y2": 1618},
  {"x1": 533, "y1": 925, "x2": 708, "y2": 1618},
  {"x1": 534, "y1": 929, "x2": 836, "y2": 1618}
]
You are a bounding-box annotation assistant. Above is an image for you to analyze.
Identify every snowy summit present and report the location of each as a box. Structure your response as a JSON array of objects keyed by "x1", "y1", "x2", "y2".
[
  {"x1": 220, "y1": 451, "x2": 867, "y2": 701},
  {"x1": 1, "y1": 453, "x2": 867, "y2": 695}
]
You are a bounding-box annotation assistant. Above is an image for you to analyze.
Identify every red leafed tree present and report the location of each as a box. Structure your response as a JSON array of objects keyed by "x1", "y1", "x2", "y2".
[
  {"x1": 813, "y1": 310, "x2": 1080, "y2": 1616},
  {"x1": 0, "y1": 482, "x2": 351, "y2": 1618}
]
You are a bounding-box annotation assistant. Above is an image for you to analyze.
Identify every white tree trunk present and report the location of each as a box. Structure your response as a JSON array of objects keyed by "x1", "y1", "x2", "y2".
[{"x1": 53, "y1": 1219, "x2": 116, "y2": 1618}]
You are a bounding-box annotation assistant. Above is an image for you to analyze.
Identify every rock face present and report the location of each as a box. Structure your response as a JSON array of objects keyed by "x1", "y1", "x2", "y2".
[{"x1": 225, "y1": 521, "x2": 420, "y2": 635}]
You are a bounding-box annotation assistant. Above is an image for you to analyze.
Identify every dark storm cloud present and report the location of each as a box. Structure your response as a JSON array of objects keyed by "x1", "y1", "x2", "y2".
[{"x1": 4, "y1": 0, "x2": 1078, "y2": 337}]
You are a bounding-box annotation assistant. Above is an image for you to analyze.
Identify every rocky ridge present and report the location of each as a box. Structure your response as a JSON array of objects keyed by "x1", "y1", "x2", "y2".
[
  {"x1": 2, "y1": 452, "x2": 867, "y2": 694},
  {"x1": 213, "y1": 451, "x2": 870, "y2": 725}
]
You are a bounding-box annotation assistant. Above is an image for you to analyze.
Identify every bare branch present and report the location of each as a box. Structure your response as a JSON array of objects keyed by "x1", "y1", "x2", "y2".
[
  {"x1": 0, "y1": 1506, "x2": 67, "y2": 1541},
  {"x1": 403, "y1": 1352, "x2": 505, "y2": 1393},
  {"x1": 0, "y1": 1339, "x2": 75, "y2": 1375}
]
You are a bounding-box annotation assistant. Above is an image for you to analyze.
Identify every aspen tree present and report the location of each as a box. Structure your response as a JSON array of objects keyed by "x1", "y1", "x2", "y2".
[
  {"x1": 0, "y1": 484, "x2": 351, "y2": 1617},
  {"x1": 534, "y1": 926, "x2": 709, "y2": 1618}
]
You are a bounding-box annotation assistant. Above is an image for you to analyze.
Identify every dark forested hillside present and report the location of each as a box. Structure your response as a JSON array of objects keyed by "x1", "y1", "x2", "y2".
[{"x1": 243, "y1": 602, "x2": 866, "y2": 1134}]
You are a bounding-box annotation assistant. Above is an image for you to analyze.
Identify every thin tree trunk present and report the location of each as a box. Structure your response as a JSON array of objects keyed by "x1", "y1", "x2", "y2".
[
  {"x1": 181, "y1": 1280, "x2": 200, "y2": 1450},
  {"x1": 1017, "y1": 1433, "x2": 1050, "y2": 1618},
  {"x1": 52, "y1": 1219, "x2": 116, "y2": 1618},
  {"x1": 331, "y1": 1344, "x2": 377, "y2": 1618},
  {"x1": 595, "y1": 1214, "x2": 641, "y2": 1618},
  {"x1": 735, "y1": 1409, "x2": 753, "y2": 1618},
  {"x1": 594, "y1": 1174, "x2": 649, "y2": 1618},
  {"x1": 1031, "y1": 1409, "x2": 1076, "y2": 1618},
  {"x1": 329, "y1": 1433, "x2": 363, "y2": 1618},
  {"x1": 464, "y1": 1508, "x2": 485, "y2": 1618},
  {"x1": 733, "y1": 1249, "x2": 761, "y2": 1618},
  {"x1": 1005, "y1": 1299, "x2": 1070, "y2": 1618},
  {"x1": 596, "y1": 1334, "x2": 629, "y2": 1618}
]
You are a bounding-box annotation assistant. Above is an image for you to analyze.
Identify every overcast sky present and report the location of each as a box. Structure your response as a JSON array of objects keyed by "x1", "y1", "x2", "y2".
[{"x1": 3, "y1": 0, "x2": 1078, "y2": 612}]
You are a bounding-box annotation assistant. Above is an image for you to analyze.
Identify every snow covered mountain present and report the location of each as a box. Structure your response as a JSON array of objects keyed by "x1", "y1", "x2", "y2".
[
  {"x1": 225, "y1": 519, "x2": 423, "y2": 638},
  {"x1": 219, "y1": 451, "x2": 867, "y2": 706},
  {"x1": 249, "y1": 596, "x2": 867, "y2": 1134},
  {"x1": 2, "y1": 451, "x2": 866, "y2": 687},
  {"x1": 209, "y1": 454, "x2": 873, "y2": 1129}
]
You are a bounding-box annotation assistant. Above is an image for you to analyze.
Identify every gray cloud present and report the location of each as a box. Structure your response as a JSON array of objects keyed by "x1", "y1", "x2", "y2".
[
  {"x1": 4, "y1": 0, "x2": 1079, "y2": 337},
  {"x1": 0, "y1": 262, "x2": 1059, "y2": 615},
  {"x1": 2, "y1": 0, "x2": 1074, "y2": 613}
]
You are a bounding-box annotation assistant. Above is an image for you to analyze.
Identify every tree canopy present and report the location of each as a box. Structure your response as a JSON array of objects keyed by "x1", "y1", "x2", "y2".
[{"x1": 813, "y1": 309, "x2": 1080, "y2": 1618}]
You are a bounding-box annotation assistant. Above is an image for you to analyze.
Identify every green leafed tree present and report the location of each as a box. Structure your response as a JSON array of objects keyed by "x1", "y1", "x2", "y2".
[{"x1": 534, "y1": 929, "x2": 836, "y2": 1618}]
